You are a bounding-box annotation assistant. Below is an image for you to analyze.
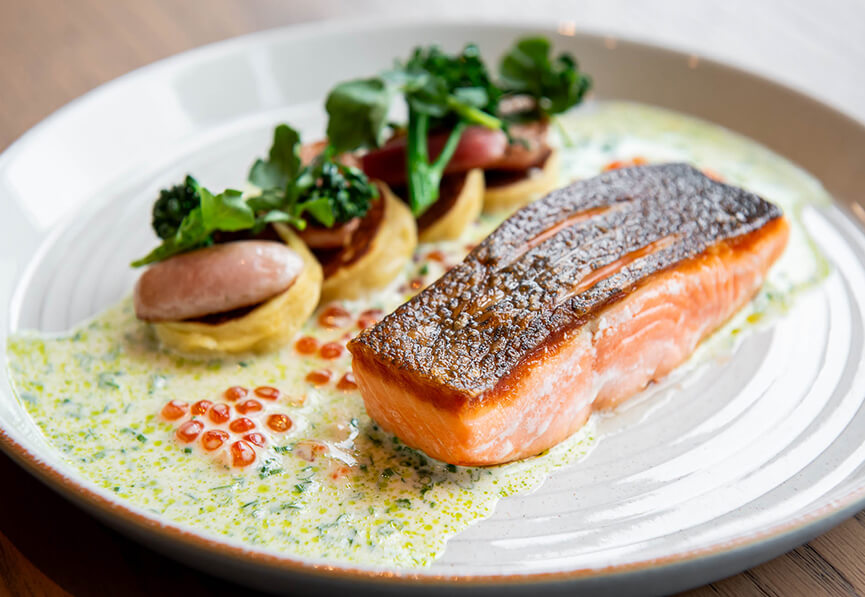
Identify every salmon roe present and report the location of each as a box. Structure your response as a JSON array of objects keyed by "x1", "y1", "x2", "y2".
[
  {"x1": 176, "y1": 420, "x2": 203, "y2": 443},
  {"x1": 236, "y1": 399, "x2": 263, "y2": 415},
  {"x1": 191, "y1": 400, "x2": 213, "y2": 415},
  {"x1": 357, "y1": 309, "x2": 382, "y2": 330},
  {"x1": 267, "y1": 413, "x2": 292, "y2": 433},
  {"x1": 318, "y1": 304, "x2": 351, "y2": 329},
  {"x1": 426, "y1": 249, "x2": 447, "y2": 263},
  {"x1": 319, "y1": 342, "x2": 344, "y2": 360},
  {"x1": 230, "y1": 440, "x2": 256, "y2": 467},
  {"x1": 243, "y1": 432, "x2": 267, "y2": 447},
  {"x1": 201, "y1": 429, "x2": 228, "y2": 451},
  {"x1": 254, "y1": 386, "x2": 280, "y2": 400},
  {"x1": 409, "y1": 278, "x2": 424, "y2": 290},
  {"x1": 229, "y1": 417, "x2": 256, "y2": 433},
  {"x1": 295, "y1": 336, "x2": 319, "y2": 354},
  {"x1": 337, "y1": 372, "x2": 358, "y2": 391},
  {"x1": 224, "y1": 386, "x2": 248, "y2": 401},
  {"x1": 603, "y1": 156, "x2": 647, "y2": 171},
  {"x1": 306, "y1": 369, "x2": 332, "y2": 386},
  {"x1": 208, "y1": 403, "x2": 231, "y2": 424},
  {"x1": 161, "y1": 400, "x2": 188, "y2": 420}
]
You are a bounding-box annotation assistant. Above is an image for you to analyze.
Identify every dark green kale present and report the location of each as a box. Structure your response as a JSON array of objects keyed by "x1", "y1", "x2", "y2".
[
  {"x1": 151, "y1": 177, "x2": 200, "y2": 239},
  {"x1": 132, "y1": 176, "x2": 255, "y2": 267},
  {"x1": 498, "y1": 36, "x2": 592, "y2": 118},
  {"x1": 248, "y1": 126, "x2": 377, "y2": 229}
]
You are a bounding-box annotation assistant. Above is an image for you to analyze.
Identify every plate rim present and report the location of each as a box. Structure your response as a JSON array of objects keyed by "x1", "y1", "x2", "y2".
[{"x1": 2, "y1": 15, "x2": 865, "y2": 589}]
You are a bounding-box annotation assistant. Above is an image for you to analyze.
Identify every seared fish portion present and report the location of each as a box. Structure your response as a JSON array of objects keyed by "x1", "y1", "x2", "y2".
[{"x1": 348, "y1": 164, "x2": 789, "y2": 465}]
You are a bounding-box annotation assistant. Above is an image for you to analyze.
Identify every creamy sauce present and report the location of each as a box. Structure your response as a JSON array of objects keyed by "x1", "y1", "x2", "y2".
[{"x1": 6, "y1": 101, "x2": 829, "y2": 567}]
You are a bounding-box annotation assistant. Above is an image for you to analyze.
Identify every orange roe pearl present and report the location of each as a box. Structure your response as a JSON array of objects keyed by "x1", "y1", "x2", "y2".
[
  {"x1": 295, "y1": 336, "x2": 319, "y2": 354},
  {"x1": 243, "y1": 432, "x2": 266, "y2": 447},
  {"x1": 267, "y1": 413, "x2": 292, "y2": 433},
  {"x1": 236, "y1": 399, "x2": 263, "y2": 415},
  {"x1": 357, "y1": 309, "x2": 382, "y2": 330},
  {"x1": 318, "y1": 304, "x2": 351, "y2": 329},
  {"x1": 201, "y1": 429, "x2": 228, "y2": 451},
  {"x1": 337, "y1": 372, "x2": 358, "y2": 391},
  {"x1": 161, "y1": 400, "x2": 188, "y2": 420},
  {"x1": 176, "y1": 420, "x2": 203, "y2": 443},
  {"x1": 254, "y1": 386, "x2": 280, "y2": 400},
  {"x1": 426, "y1": 250, "x2": 447, "y2": 263},
  {"x1": 224, "y1": 386, "x2": 248, "y2": 402},
  {"x1": 208, "y1": 403, "x2": 230, "y2": 424},
  {"x1": 191, "y1": 400, "x2": 212, "y2": 416},
  {"x1": 230, "y1": 440, "x2": 256, "y2": 467},
  {"x1": 305, "y1": 370, "x2": 332, "y2": 386},
  {"x1": 319, "y1": 342, "x2": 344, "y2": 360},
  {"x1": 409, "y1": 278, "x2": 424, "y2": 290},
  {"x1": 229, "y1": 417, "x2": 256, "y2": 433}
]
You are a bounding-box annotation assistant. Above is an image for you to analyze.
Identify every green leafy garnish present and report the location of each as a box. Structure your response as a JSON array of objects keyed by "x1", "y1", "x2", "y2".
[
  {"x1": 248, "y1": 124, "x2": 302, "y2": 189},
  {"x1": 133, "y1": 124, "x2": 378, "y2": 266},
  {"x1": 325, "y1": 78, "x2": 392, "y2": 154},
  {"x1": 325, "y1": 44, "x2": 504, "y2": 217},
  {"x1": 498, "y1": 36, "x2": 592, "y2": 118},
  {"x1": 249, "y1": 126, "x2": 378, "y2": 229},
  {"x1": 324, "y1": 37, "x2": 590, "y2": 217},
  {"x1": 132, "y1": 176, "x2": 255, "y2": 267}
]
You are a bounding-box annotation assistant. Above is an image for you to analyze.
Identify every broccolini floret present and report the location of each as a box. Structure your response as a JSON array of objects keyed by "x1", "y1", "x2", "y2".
[{"x1": 151, "y1": 176, "x2": 200, "y2": 240}]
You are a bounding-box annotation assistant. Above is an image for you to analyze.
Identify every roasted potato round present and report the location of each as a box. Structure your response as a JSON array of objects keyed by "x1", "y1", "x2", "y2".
[
  {"x1": 153, "y1": 228, "x2": 322, "y2": 356},
  {"x1": 418, "y1": 168, "x2": 484, "y2": 243},
  {"x1": 302, "y1": 182, "x2": 417, "y2": 303},
  {"x1": 483, "y1": 149, "x2": 560, "y2": 213}
]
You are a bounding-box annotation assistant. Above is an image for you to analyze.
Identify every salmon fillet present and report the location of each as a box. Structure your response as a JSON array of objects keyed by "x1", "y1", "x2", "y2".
[{"x1": 348, "y1": 164, "x2": 789, "y2": 465}]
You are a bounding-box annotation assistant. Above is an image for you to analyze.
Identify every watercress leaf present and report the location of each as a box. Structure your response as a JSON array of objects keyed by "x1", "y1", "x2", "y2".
[
  {"x1": 499, "y1": 36, "x2": 591, "y2": 116},
  {"x1": 451, "y1": 86, "x2": 488, "y2": 109},
  {"x1": 325, "y1": 78, "x2": 393, "y2": 153},
  {"x1": 245, "y1": 188, "x2": 285, "y2": 213},
  {"x1": 297, "y1": 197, "x2": 336, "y2": 228},
  {"x1": 248, "y1": 159, "x2": 287, "y2": 190},
  {"x1": 201, "y1": 188, "x2": 256, "y2": 231},
  {"x1": 248, "y1": 124, "x2": 302, "y2": 189}
]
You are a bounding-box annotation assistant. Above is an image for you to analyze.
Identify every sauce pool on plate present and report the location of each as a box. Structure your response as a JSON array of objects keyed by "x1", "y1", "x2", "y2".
[{"x1": 5, "y1": 102, "x2": 830, "y2": 567}]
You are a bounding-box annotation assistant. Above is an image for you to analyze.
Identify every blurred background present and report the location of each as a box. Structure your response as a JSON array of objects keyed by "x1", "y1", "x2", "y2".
[{"x1": 1, "y1": 0, "x2": 863, "y2": 150}]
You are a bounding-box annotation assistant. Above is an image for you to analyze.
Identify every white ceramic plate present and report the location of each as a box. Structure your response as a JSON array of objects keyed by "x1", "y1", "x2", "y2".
[{"x1": 2, "y1": 19, "x2": 865, "y2": 596}]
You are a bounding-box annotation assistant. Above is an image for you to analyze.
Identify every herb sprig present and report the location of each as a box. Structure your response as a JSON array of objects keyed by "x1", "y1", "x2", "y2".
[
  {"x1": 324, "y1": 37, "x2": 591, "y2": 217},
  {"x1": 133, "y1": 124, "x2": 377, "y2": 266}
]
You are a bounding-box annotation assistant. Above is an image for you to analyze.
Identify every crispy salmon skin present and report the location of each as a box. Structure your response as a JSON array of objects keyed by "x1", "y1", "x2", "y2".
[{"x1": 348, "y1": 163, "x2": 789, "y2": 465}]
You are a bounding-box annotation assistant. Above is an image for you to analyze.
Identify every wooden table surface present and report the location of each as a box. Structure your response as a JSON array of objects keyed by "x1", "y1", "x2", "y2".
[{"x1": 1, "y1": 1, "x2": 864, "y2": 595}]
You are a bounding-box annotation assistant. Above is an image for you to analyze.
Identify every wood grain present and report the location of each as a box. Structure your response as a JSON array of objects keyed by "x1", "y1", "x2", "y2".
[{"x1": 0, "y1": 1, "x2": 862, "y2": 595}]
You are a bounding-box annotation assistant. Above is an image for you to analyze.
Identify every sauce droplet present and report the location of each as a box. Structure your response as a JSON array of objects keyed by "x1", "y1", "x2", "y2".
[{"x1": 230, "y1": 440, "x2": 256, "y2": 467}]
